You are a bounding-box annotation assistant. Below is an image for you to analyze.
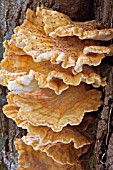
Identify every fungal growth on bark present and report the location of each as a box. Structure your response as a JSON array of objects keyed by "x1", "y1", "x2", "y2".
[{"x1": 0, "y1": 6, "x2": 113, "y2": 170}]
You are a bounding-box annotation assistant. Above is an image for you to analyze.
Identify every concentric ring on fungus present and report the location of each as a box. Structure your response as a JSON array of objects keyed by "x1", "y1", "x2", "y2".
[
  {"x1": 15, "y1": 139, "x2": 84, "y2": 170},
  {"x1": 3, "y1": 84, "x2": 102, "y2": 132},
  {"x1": 4, "y1": 92, "x2": 92, "y2": 165}
]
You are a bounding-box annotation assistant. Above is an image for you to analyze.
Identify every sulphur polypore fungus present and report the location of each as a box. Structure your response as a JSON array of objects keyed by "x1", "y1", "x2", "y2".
[{"x1": 0, "y1": 6, "x2": 113, "y2": 170}]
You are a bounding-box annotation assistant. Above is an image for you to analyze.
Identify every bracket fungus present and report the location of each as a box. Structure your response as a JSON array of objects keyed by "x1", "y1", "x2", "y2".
[
  {"x1": 4, "y1": 84, "x2": 102, "y2": 132},
  {"x1": 0, "y1": 6, "x2": 113, "y2": 170},
  {"x1": 15, "y1": 139, "x2": 83, "y2": 170},
  {"x1": 3, "y1": 92, "x2": 92, "y2": 166},
  {"x1": 36, "y1": 7, "x2": 113, "y2": 40},
  {"x1": 1, "y1": 41, "x2": 107, "y2": 94}
]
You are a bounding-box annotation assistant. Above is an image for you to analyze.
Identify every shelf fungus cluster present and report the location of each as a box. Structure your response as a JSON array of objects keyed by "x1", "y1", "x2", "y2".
[{"x1": 0, "y1": 7, "x2": 113, "y2": 170}]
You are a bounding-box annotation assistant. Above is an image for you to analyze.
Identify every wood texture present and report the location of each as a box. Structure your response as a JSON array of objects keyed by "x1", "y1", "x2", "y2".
[
  {"x1": 94, "y1": 0, "x2": 113, "y2": 27},
  {"x1": 94, "y1": 1, "x2": 113, "y2": 170}
]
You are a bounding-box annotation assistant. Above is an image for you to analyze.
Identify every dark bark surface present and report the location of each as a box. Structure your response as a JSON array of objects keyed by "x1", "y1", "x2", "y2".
[
  {"x1": 94, "y1": 1, "x2": 113, "y2": 170},
  {"x1": 0, "y1": 0, "x2": 113, "y2": 170}
]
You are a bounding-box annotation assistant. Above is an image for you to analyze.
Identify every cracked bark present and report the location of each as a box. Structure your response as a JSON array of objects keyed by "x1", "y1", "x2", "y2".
[
  {"x1": 0, "y1": 0, "x2": 113, "y2": 170},
  {"x1": 94, "y1": 1, "x2": 113, "y2": 170}
]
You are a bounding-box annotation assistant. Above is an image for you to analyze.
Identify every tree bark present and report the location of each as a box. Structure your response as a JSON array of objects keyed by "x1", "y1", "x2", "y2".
[
  {"x1": 94, "y1": 1, "x2": 113, "y2": 170},
  {"x1": 0, "y1": 0, "x2": 113, "y2": 170}
]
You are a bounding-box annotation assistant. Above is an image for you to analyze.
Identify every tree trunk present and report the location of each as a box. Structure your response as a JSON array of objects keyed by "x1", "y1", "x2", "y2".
[
  {"x1": 94, "y1": 1, "x2": 113, "y2": 170},
  {"x1": 0, "y1": 0, "x2": 113, "y2": 170}
]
